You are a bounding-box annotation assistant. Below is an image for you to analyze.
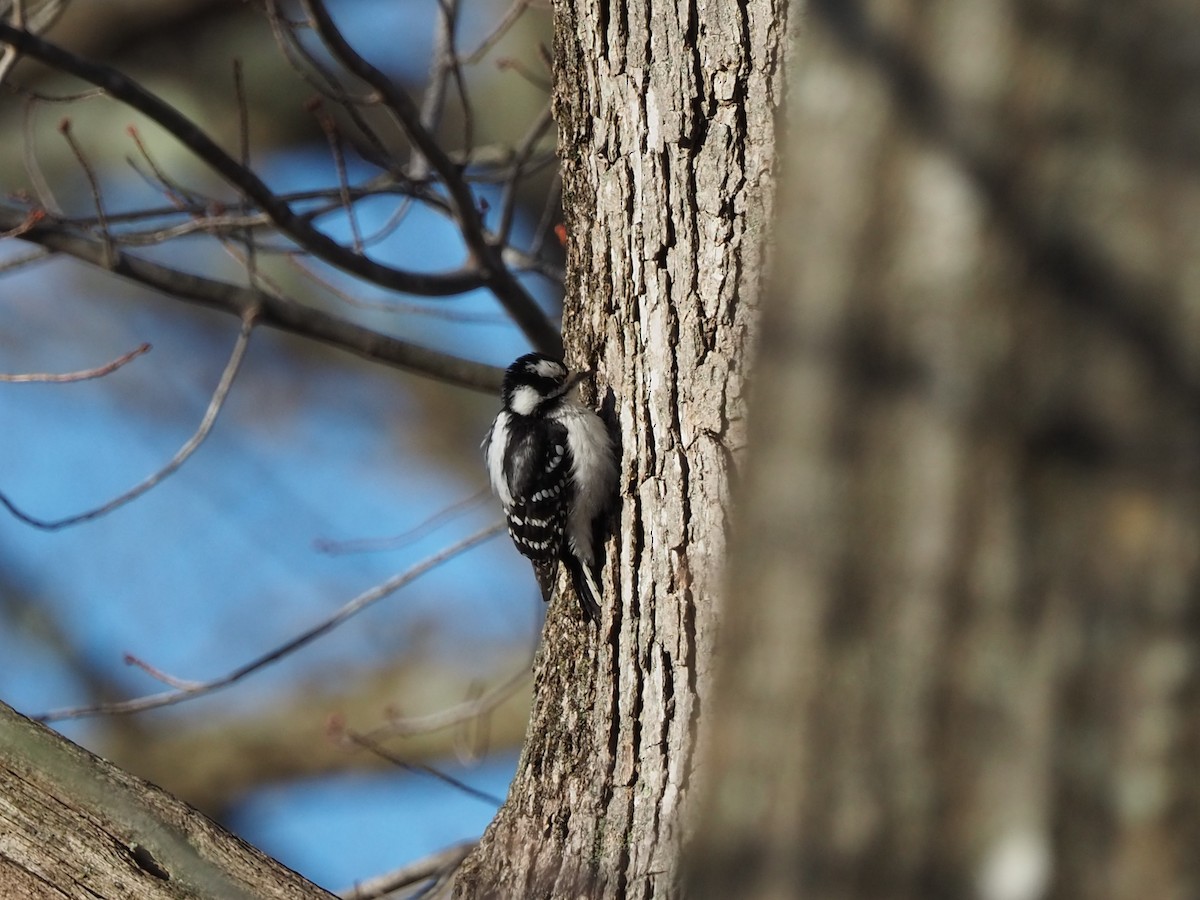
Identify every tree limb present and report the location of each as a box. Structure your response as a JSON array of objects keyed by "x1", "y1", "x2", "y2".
[
  {"x1": 0, "y1": 19, "x2": 562, "y2": 353},
  {"x1": 0, "y1": 700, "x2": 336, "y2": 899},
  {"x1": 299, "y1": 0, "x2": 563, "y2": 356},
  {"x1": 0, "y1": 203, "x2": 503, "y2": 394}
]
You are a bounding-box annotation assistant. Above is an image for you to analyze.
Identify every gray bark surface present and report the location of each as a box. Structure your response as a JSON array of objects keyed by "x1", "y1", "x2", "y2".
[
  {"x1": 0, "y1": 701, "x2": 334, "y2": 900},
  {"x1": 453, "y1": 0, "x2": 787, "y2": 896}
]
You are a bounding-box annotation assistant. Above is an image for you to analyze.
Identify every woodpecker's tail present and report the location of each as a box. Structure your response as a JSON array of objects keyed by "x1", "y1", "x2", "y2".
[
  {"x1": 563, "y1": 553, "x2": 602, "y2": 623},
  {"x1": 532, "y1": 561, "x2": 557, "y2": 604}
]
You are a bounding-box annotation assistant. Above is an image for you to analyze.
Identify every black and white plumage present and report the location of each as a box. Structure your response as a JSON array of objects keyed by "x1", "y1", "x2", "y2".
[{"x1": 483, "y1": 352, "x2": 617, "y2": 622}]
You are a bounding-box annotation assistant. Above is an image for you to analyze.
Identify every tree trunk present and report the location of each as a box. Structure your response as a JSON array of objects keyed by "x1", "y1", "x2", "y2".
[
  {"x1": 453, "y1": 0, "x2": 788, "y2": 896},
  {"x1": 691, "y1": 2, "x2": 1200, "y2": 898},
  {"x1": 0, "y1": 701, "x2": 333, "y2": 900}
]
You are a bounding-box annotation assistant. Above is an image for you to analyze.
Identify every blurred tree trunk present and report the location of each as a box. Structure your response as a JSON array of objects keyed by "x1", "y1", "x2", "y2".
[
  {"x1": 691, "y1": 2, "x2": 1200, "y2": 899},
  {"x1": 452, "y1": 0, "x2": 787, "y2": 896}
]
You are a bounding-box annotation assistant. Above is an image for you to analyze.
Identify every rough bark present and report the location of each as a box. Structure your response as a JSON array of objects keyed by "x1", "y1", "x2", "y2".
[
  {"x1": 692, "y1": 2, "x2": 1200, "y2": 898},
  {"x1": 453, "y1": 0, "x2": 788, "y2": 896},
  {"x1": 0, "y1": 701, "x2": 334, "y2": 900}
]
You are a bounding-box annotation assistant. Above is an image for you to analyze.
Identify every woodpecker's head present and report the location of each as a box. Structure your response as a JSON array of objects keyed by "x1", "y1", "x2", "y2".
[{"x1": 502, "y1": 352, "x2": 584, "y2": 417}]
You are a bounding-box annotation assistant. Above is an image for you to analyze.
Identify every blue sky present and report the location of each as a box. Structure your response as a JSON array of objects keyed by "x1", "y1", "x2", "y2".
[{"x1": 0, "y1": 0, "x2": 559, "y2": 889}]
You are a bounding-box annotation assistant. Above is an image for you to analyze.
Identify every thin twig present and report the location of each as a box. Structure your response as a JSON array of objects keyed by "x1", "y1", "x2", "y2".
[
  {"x1": 415, "y1": 0, "x2": 459, "y2": 179},
  {"x1": 338, "y1": 843, "x2": 475, "y2": 900},
  {"x1": 77, "y1": 179, "x2": 448, "y2": 244},
  {"x1": 106, "y1": 210, "x2": 272, "y2": 246},
  {"x1": 463, "y1": 0, "x2": 532, "y2": 65},
  {"x1": 36, "y1": 522, "x2": 505, "y2": 722},
  {"x1": 496, "y1": 104, "x2": 553, "y2": 246},
  {"x1": 126, "y1": 124, "x2": 203, "y2": 209},
  {"x1": 322, "y1": 190, "x2": 417, "y2": 251},
  {"x1": 527, "y1": 169, "x2": 562, "y2": 258},
  {"x1": 21, "y1": 94, "x2": 61, "y2": 213},
  {"x1": 0, "y1": 342, "x2": 150, "y2": 382},
  {"x1": 263, "y1": 0, "x2": 375, "y2": 108},
  {"x1": 495, "y1": 54, "x2": 551, "y2": 93},
  {"x1": 261, "y1": 0, "x2": 406, "y2": 175},
  {"x1": 315, "y1": 488, "x2": 491, "y2": 555},
  {"x1": 122, "y1": 653, "x2": 205, "y2": 691},
  {"x1": 371, "y1": 658, "x2": 530, "y2": 740},
  {"x1": 0, "y1": 0, "x2": 23, "y2": 85},
  {"x1": 341, "y1": 729, "x2": 504, "y2": 806},
  {"x1": 57, "y1": 116, "x2": 114, "y2": 265},
  {"x1": 428, "y1": 0, "x2": 475, "y2": 165},
  {"x1": 232, "y1": 58, "x2": 258, "y2": 280},
  {"x1": 0, "y1": 204, "x2": 44, "y2": 237},
  {"x1": 4, "y1": 80, "x2": 107, "y2": 103},
  {"x1": 0, "y1": 315, "x2": 255, "y2": 530},
  {"x1": 314, "y1": 102, "x2": 364, "y2": 253}
]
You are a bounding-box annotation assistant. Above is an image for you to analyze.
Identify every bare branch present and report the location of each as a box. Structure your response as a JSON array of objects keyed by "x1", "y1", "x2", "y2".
[
  {"x1": 315, "y1": 488, "x2": 491, "y2": 556},
  {"x1": 0, "y1": 23, "x2": 499, "y2": 300},
  {"x1": 417, "y1": 0, "x2": 460, "y2": 168},
  {"x1": 463, "y1": 0, "x2": 532, "y2": 65},
  {"x1": 125, "y1": 123, "x2": 205, "y2": 210},
  {"x1": 57, "y1": 115, "x2": 113, "y2": 265},
  {"x1": 338, "y1": 727, "x2": 503, "y2": 806},
  {"x1": 0, "y1": 202, "x2": 503, "y2": 393},
  {"x1": 0, "y1": 699, "x2": 339, "y2": 900},
  {"x1": 286, "y1": 254, "x2": 507, "y2": 323},
  {"x1": 496, "y1": 104, "x2": 553, "y2": 246},
  {"x1": 232, "y1": 57, "x2": 258, "y2": 280},
  {"x1": 495, "y1": 49, "x2": 552, "y2": 93},
  {"x1": 0, "y1": 0, "x2": 69, "y2": 85},
  {"x1": 527, "y1": 169, "x2": 561, "y2": 258},
  {"x1": 0, "y1": 203, "x2": 43, "y2": 236},
  {"x1": 262, "y1": 0, "x2": 400, "y2": 176},
  {"x1": 37, "y1": 522, "x2": 505, "y2": 721},
  {"x1": 122, "y1": 653, "x2": 205, "y2": 691},
  {"x1": 313, "y1": 102, "x2": 364, "y2": 252},
  {"x1": 339, "y1": 843, "x2": 474, "y2": 900},
  {"x1": 0, "y1": 315, "x2": 254, "y2": 530},
  {"x1": 21, "y1": 93, "x2": 62, "y2": 212},
  {"x1": 426, "y1": 0, "x2": 475, "y2": 166},
  {"x1": 371, "y1": 659, "x2": 531, "y2": 740},
  {"x1": 298, "y1": 1, "x2": 562, "y2": 355},
  {"x1": 0, "y1": 341, "x2": 150, "y2": 382}
]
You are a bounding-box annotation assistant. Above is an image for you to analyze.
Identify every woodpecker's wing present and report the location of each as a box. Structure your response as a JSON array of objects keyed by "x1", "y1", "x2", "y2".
[{"x1": 501, "y1": 416, "x2": 573, "y2": 567}]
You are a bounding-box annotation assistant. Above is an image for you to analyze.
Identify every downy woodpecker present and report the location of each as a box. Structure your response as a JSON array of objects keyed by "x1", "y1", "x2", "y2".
[{"x1": 483, "y1": 353, "x2": 617, "y2": 622}]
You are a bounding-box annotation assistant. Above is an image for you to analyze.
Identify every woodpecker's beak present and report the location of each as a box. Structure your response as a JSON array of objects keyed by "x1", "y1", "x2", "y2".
[{"x1": 552, "y1": 370, "x2": 588, "y2": 400}]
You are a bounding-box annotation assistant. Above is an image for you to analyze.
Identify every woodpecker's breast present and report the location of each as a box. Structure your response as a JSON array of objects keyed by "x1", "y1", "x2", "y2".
[
  {"x1": 484, "y1": 410, "x2": 514, "y2": 508},
  {"x1": 548, "y1": 400, "x2": 617, "y2": 530}
]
